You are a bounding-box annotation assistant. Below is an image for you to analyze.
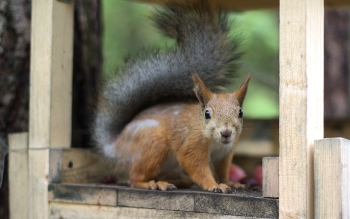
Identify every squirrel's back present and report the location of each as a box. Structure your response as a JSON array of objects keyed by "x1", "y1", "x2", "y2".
[{"x1": 93, "y1": 1, "x2": 241, "y2": 150}]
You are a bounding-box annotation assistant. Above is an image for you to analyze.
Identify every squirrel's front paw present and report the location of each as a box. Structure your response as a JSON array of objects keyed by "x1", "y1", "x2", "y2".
[{"x1": 208, "y1": 183, "x2": 233, "y2": 194}]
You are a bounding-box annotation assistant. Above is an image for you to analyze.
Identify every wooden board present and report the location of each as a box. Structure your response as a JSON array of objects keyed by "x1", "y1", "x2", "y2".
[
  {"x1": 131, "y1": 0, "x2": 350, "y2": 10},
  {"x1": 279, "y1": 0, "x2": 324, "y2": 218},
  {"x1": 314, "y1": 138, "x2": 350, "y2": 218},
  {"x1": 48, "y1": 184, "x2": 117, "y2": 206},
  {"x1": 48, "y1": 183, "x2": 279, "y2": 218},
  {"x1": 28, "y1": 0, "x2": 74, "y2": 219},
  {"x1": 49, "y1": 203, "x2": 260, "y2": 219},
  {"x1": 8, "y1": 132, "x2": 29, "y2": 219},
  {"x1": 262, "y1": 157, "x2": 279, "y2": 198},
  {"x1": 49, "y1": 148, "x2": 122, "y2": 184}
]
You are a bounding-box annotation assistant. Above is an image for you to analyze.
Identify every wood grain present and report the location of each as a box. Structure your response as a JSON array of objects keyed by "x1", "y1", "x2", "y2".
[
  {"x1": 48, "y1": 183, "x2": 279, "y2": 218},
  {"x1": 262, "y1": 157, "x2": 279, "y2": 198},
  {"x1": 28, "y1": 0, "x2": 74, "y2": 219},
  {"x1": 49, "y1": 148, "x2": 121, "y2": 184},
  {"x1": 49, "y1": 202, "x2": 257, "y2": 219},
  {"x1": 50, "y1": 202, "x2": 258, "y2": 219},
  {"x1": 118, "y1": 189, "x2": 194, "y2": 212},
  {"x1": 8, "y1": 132, "x2": 29, "y2": 219},
  {"x1": 48, "y1": 184, "x2": 117, "y2": 206},
  {"x1": 194, "y1": 192, "x2": 278, "y2": 218},
  {"x1": 314, "y1": 138, "x2": 350, "y2": 219},
  {"x1": 279, "y1": 0, "x2": 324, "y2": 218}
]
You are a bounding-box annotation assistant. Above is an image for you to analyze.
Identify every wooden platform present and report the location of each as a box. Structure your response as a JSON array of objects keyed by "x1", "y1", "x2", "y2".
[{"x1": 49, "y1": 183, "x2": 278, "y2": 218}]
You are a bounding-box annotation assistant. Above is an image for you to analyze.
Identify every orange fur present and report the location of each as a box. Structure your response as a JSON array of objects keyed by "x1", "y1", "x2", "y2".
[{"x1": 109, "y1": 74, "x2": 251, "y2": 193}]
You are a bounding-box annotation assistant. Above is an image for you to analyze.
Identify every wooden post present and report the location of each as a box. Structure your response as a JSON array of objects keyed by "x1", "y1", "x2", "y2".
[
  {"x1": 314, "y1": 138, "x2": 350, "y2": 218},
  {"x1": 8, "y1": 133, "x2": 29, "y2": 219},
  {"x1": 28, "y1": 0, "x2": 74, "y2": 218},
  {"x1": 279, "y1": 0, "x2": 324, "y2": 218}
]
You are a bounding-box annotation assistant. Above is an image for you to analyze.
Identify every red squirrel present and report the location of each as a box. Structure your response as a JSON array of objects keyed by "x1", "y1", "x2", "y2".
[{"x1": 93, "y1": 1, "x2": 251, "y2": 193}]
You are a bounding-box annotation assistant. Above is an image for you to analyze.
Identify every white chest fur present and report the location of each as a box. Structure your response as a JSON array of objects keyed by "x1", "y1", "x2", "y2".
[{"x1": 209, "y1": 140, "x2": 234, "y2": 163}]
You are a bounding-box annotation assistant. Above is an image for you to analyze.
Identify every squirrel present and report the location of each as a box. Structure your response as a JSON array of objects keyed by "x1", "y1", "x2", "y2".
[{"x1": 92, "y1": 1, "x2": 251, "y2": 194}]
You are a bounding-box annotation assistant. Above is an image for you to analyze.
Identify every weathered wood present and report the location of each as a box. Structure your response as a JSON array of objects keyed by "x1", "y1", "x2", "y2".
[
  {"x1": 8, "y1": 132, "x2": 29, "y2": 219},
  {"x1": 314, "y1": 138, "x2": 350, "y2": 219},
  {"x1": 194, "y1": 192, "x2": 278, "y2": 218},
  {"x1": 132, "y1": 0, "x2": 350, "y2": 9},
  {"x1": 262, "y1": 157, "x2": 279, "y2": 198},
  {"x1": 28, "y1": 1, "x2": 74, "y2": 219},
  {"x1": 48, "y1": 183, "x2": 279, "y2": 218},
  {"x1": 49, "y1": 148, "x2": 120, "y2": 184},
  {"x1": 279, "y1": 0, "x2": 324, "y2": 218},
  {"x1": 50, "y1": 203, "x2": 118, "y2": 219},
  {"x1": 49, "y1": 149, "x2": 63, "y2": 183},
  {"x1": 49, "y1": 202, "x2": 258, "y2": 219},
  {"x1": 48, "y1": 184, "x2": 117, "y2": 206},
  {"x1": 118, "y1": 189, "x2": 194, "y2": 212}
]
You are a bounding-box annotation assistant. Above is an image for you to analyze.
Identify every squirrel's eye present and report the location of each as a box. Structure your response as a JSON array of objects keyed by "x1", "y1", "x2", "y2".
[
  {"x1": 238, "y1": 109, "x2": 243, "y2": 118},
  {"x1": 205, "y1": 110, "x2": 211, "y2": 119}
]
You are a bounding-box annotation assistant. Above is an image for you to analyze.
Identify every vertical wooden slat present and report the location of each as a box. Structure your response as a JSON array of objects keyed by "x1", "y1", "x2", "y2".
[
  {"x1": 29, "y1": 0, "x2": 74, "y2": 218},
  {"x1": 279, "y1": 0, "x2": 324, "y2": 218},
  {"x1": 262, "y1": 157, "x2": 279, "y2": 198},
  {"x1": 8, "y1": 132, "x2": 29, "y2": 219},
  {"x1": 314, "y1": 138, "x2": 350, "y2": 219}
]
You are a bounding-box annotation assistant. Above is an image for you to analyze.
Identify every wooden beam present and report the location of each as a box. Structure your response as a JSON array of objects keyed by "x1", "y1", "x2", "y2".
[
  {"x1": 131, "y1": 0, "x2": 350, "y2": 10},
  {"x1": 48, "y1": 183, "x2": 279, "y2": 218},
  {"x1": 49, "y1": 203, "x2": 255, "y2": 219},
  {"x1": 262, "y1": 157, "x2": 279, "y2": 198},
  {"x1": 8, "y1": 132, "x2": 29, "y2": 219},
  {"x1": 49, "y1": 148, "x2": 121, "y2": 184},
  {"x1": 29, "y1": 0, "x2": 74, "y2": 218},
  {"x1": 314, "y1": 138, "x2": 350, "y2": 218},
  {"x1": 279, "y1": 0, "x2": 324, "y2": 218}
]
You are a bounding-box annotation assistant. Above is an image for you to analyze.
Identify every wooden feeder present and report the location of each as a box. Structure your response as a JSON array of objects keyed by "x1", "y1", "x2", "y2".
[{"x1": 8, "y1": 0, "x2": 350, "y2": 218}]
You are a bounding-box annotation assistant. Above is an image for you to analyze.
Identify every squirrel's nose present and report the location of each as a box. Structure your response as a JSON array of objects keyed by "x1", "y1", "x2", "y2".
[{"x1": 220, "y1": 130, "x2": 232, "y2": 138}]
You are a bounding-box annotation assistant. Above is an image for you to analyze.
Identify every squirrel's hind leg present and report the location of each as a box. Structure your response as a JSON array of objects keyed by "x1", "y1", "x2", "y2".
[{"x1": 127, "y1": 125, "x2": 176, "y2": 191}]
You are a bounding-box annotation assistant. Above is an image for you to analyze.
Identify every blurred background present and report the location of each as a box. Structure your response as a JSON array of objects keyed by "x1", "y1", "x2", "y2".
[{"x1": 102, "y1": 0, "x2": 280, "y2": 119}]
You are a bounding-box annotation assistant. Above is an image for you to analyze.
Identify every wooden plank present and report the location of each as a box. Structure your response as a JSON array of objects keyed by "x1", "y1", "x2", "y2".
[
  {"x1": 28, "y1": 0, "x2": 74, "y2": 219},
  {"x1": 49, "y1": 202, "x2": 265, "y2": 219},
  {"x1": 50, "y1": 203, "x2": 118, "y2": 219},
  {"x1": 49, "y1": 149, "x2": 62, "y2": 183},
  {"x1": 48, "y1": 184, "x2": 117, "y2": 206},
  {"x1": 314, "y1": 138, "x2": 350, "y2": 219},
  {"x1": 194, "y1": 192, "x2": 278, "y2": 218},
  {"x1": 52, "y1": 148, "x2": 122, "y2": 184},
  {"x1": 132, "y1": 0, "x2": 350, "y2": 9},
  {"x1": 118, "y1": 188, "x2": 194, "y2": 212},
  {"x1": 262, "y1": 157, "x2": 279, "y2": 198},
  {"x1": 8, "y1": 132, "x2": 29, "y2": 219},
  {"x1": 48, "y1": 183, "x2": 279, "y2": 218},
  {"x1": 279, "y1": 0, "x2": 324, "y2": 218}
]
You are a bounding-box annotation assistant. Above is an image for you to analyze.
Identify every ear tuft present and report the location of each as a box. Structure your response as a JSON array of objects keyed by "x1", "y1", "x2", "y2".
[
  {"x1": 234, "y1": 74, "x2": 252, "y2": 106},
  {"x1": 192, "y1": 73, "x2": 213, "y2": 109}
]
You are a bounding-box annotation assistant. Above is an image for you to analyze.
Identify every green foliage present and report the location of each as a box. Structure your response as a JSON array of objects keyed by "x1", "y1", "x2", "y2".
[{"x1": 102, "y1": 1, "x2": 279, "y2": 118}]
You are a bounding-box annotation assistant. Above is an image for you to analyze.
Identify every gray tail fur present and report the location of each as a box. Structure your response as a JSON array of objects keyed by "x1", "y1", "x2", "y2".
[{"x1": 93, "y1": 1, "x2": 242, "y2": 149}]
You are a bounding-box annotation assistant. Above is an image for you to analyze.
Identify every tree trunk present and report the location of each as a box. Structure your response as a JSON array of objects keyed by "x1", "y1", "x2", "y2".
[
  {"x1": 0, "y1": 1, "x2": 102, "y2": 218},
  {"x1": 324, "y1": 9, "x2": 350, "y2": 118}
]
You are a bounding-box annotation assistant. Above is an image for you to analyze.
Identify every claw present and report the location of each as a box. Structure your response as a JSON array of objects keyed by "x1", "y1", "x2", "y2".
[
  {"x1": 166, "y1": 184, "x2": 177, "y2": 191},
  {"x1": 212, "y1": 188, "x2": 223, "y2": 193},
  {"x1": 225, "y1": 187, "x2": 234, "y2": 194}
]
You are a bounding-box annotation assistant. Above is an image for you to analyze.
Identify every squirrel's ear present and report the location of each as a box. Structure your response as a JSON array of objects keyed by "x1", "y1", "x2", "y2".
[
  {"x1": 192, "y1": 73, "x2": 213, "y2": 109},
  {"x1": 234, "y1": 74, "x2": 252, "y2": 106}
]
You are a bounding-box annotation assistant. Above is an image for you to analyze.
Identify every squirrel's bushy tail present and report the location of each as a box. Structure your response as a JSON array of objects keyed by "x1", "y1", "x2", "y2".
[{"x1": 93, "y1": 1, "x2": 241, "y2": 149}]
